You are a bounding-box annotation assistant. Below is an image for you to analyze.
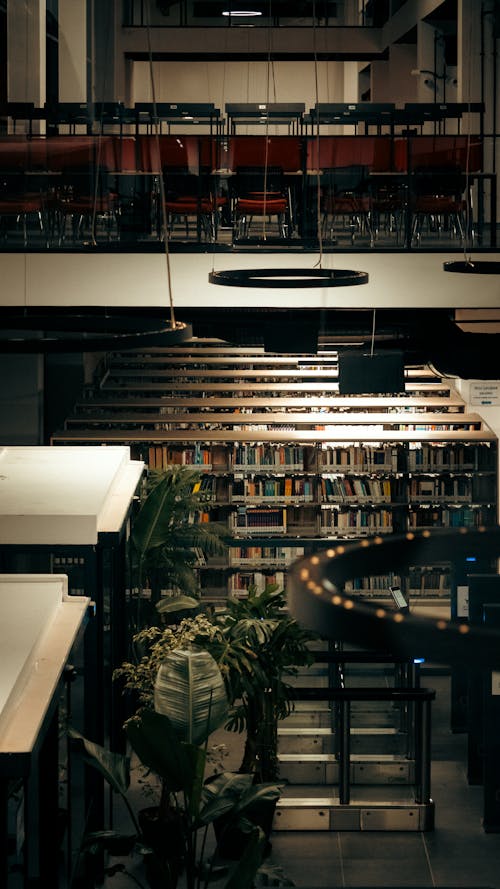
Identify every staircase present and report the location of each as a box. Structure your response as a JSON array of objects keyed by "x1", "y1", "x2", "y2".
[{"x1": 274, "y1": 648, "x2": 435, "y2": 831}]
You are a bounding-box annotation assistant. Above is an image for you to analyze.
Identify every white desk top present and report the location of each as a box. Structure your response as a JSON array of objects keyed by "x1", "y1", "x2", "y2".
[
  {"x1": 0, "y1": 446, "x2": 144, "y2": 544},
  {"x1": 0, "y1": 575, "x2": 89, "y2": 763}
]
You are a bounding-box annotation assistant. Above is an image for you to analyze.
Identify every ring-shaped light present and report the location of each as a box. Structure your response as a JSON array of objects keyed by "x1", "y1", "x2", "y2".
[
  {"x1": 208, "y1": 268, "x2": 369, "y2": 288},
  {"x1": 443, "y1": 260, "x2": 500, "y2": 275},
  {"x1": 287, "y1": 527, "x2": 500, "y2": 670},
  {"x1": 0, "y1": 314, "x2": 192, "y2": 353}
]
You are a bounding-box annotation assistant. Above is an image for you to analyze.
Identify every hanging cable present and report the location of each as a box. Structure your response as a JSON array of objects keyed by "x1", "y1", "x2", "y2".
[
  {"x1": 370, "y1": 308, "x2": 376, "y2": 358},
  {"x1": 312, "y1": 0, "x2": 324, "y2": 268},
  {"x1": 145, "y1": 0, "x2": 179, "y2": 333}
]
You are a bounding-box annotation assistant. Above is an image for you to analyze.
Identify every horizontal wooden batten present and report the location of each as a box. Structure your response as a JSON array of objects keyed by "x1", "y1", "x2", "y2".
[
  {"x1": 74, "y1": 396, "x2": 466, "y2": 410},
  {"x1": 107, "y1": 356, "x2": 437, "y2": 375},
  {"x1": 51, "y1": 429, "x2": 496, "y2": 444},
  {"x1": 102, "y1": 368, "x2": 436, "y2": 381},
  {"x1": 100, "y1": 381, "x2": 452, "y2": 393},
  {"x1": 64, "y1": 412, "x2": 483, "y2": 428}
]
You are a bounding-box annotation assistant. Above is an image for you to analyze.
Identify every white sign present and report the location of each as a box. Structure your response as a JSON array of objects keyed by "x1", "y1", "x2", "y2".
[
  {"x1": 470, "y1": 382, "x2": 500, "y2": 406},
  {"x1": 492, "y1": 671, "x2": 500, "y2": 696},
  {"x1": 456, "y1": 585, "x2": 469, "y2": 618}
]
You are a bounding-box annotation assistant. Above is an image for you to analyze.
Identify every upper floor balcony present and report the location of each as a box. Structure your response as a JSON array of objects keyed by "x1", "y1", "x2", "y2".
[{"x1": 0, "y1": 101, "x2": 494, "y2": 254}]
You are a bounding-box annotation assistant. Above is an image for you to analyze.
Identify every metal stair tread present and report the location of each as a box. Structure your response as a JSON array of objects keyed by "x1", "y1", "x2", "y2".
[
  {"x1": 278, "y1": 752, "x2": 411, "y2": 763},
  {"x1": 278, "y1": 726, "x2": 401, "y2": 736}
]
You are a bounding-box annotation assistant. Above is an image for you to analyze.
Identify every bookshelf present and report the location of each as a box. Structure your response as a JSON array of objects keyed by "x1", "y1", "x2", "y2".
[{"x1": 52, "y1": 344, "x2": 497, "y2": 605}]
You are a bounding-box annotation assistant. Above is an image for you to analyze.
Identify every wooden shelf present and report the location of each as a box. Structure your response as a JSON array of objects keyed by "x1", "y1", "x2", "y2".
[
  {"x1": 64, "y1": 411, "x2": 483, "y2": 428},
  {"x1": 52, "y1": 428, "x2": 496, "y2": 444}
]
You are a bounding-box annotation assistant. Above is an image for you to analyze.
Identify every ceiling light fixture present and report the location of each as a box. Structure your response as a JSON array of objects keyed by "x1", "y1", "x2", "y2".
[
  {"x1": 222, "y1": 8, "x2": 262, "y2": 15},
  {"x1": 209, "y1": 268, "x2": 369, "y2": 288},
  {"x1": 209, "y1": 1, "x2": 368, "y2": 291},
  {"x1": 287, "y1": 527, "x2": 500, "y2": 670},
  {"x1": 443, "y1": 260, "x2": 500, "y2": 274},
  {"x1": 0, "y1": 312, "x2": 192, "y2": 353}
]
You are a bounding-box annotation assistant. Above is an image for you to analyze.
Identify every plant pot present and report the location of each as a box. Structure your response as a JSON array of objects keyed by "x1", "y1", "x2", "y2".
[
  {"x1": 138, "y1": 806, "x2": 185, "y2": 889},
  {"x1": 214, "y1": 797, "x2": 276, "y2": 860}
]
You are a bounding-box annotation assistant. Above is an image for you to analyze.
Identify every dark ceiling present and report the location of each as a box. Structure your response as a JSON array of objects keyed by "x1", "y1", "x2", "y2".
[{"x1": 1, "y1": 306, "x2": 500, "y2": 380}]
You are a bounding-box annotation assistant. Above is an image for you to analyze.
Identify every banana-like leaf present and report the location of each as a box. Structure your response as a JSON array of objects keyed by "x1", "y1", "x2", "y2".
[
  {"x1": 154, "y1": 647, "x2": 228, "y2": 745},
  {"x1": 232, "y1": 782, "x2": 283, "y2": 817},
  {"x1": 125, "y1": 708, "x2": 200, "y2": 793},
  {"x1": 131, "y1": 468, "x2": 211, "y2": 557},
  {"x1": 199, "y1": 772, "x2": 254, "y2": 825},
  {"x1": 156, "y1": 595, "x2": 200, "y2": 614},
  {"x1": 223, "y1": 825, "x2": 267, "y2": 889},
  {"x1": 68, "y1": 728, "x2": 130, "y2": 797}
]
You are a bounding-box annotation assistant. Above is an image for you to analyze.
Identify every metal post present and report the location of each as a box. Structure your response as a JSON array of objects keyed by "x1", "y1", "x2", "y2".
[
  {"x1": 338, "y1": 700, "x2": 351, "y2": 805},
  {"x1": 416, "y1": 698, "x2": 432, "y2": 804}
]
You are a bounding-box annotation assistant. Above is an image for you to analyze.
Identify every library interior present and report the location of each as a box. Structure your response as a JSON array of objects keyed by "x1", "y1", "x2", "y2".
[{"x1": 1, "y1": 2, "x2": 500, "y2": 888}]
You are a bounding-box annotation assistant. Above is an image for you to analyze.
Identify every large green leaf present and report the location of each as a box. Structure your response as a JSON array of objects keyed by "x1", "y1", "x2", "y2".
[
  {"x1": 156, "y1": 595, "x2": 200, "y2": 614},
  {"x1": 223, "y1": 825, "x2": 267, "y2": 889},
  {"x1": 232, "y1": 782, "x2": 283, "y2": 817},
  {"x1": 132, "y1": 470, "x2": 187, "y2": 557},
  {"x1": 199, "y1": 772, "x2": 254, "y2": 825},
  {"x1": 125, "y1": 708, "x2": 200, "y2": 793},
  {"x1": 68, "y1": 728, "x2": 130, "y2": 797},
  {"x1": 154, "y1": 647, "x2": 228, "y2": 745}
]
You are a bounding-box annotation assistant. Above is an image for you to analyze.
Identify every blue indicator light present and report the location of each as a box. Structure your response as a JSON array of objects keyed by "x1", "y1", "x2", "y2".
[
  {"x1": 465, "y1": 557, "x2": 477, "y2": 562},
  {"x1": 413, "y1": 657, "x2": 425, "y2": 664}
]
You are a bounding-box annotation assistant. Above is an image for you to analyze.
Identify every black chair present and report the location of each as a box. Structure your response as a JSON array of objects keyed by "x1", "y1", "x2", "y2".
[
  {"x1": 370, "y1": 174, "x2": 407, "y2": 244},
  {"x1": 231, "y1": 166, "x2": 291, "y2": 240},
  {"x1": 0, "y1": 172, "x2": 46, "y2": 245},
  {"x1": 320, "y1": 165, "x2": 373, "y2": 245},
  {"x1": 56, "y1": 167, "x2": 117, "y2": 244},
  {"x1": 162, "y1": 167, "x2": 225, "y2": 241},
  {"x1": 411, "y1": 165, "x2": 470, "y2": 246}
]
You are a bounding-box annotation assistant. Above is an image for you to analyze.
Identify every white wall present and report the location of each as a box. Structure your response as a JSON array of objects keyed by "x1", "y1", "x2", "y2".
[
  {"x1": 131, "y1": 60, "x2": 347, "y2": 132},
  {"x1": 0, "y1": 251, "x2": 499, "y2": 310}
]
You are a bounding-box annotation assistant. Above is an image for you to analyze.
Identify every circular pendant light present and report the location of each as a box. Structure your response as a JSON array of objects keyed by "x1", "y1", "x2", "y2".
[
  {"x1": 287, "y1": 527, "x2": 500, "y2": 670},
  {"x1": 0, "y1": 312, "x2": 192, "y2": 353},
  {"x1": 443, "y1": 260, "x2": 500, "y2": 274},
  {"x1": 209, "y1": 268, "x2": 369, "y2": 288}
]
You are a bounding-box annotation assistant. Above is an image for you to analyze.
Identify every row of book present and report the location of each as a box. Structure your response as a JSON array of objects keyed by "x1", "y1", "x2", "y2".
[
  {"x1": 408, "y1": 443, "x2": 495, "y2": 471},
  {"x1": 229, "y1": 571, "x2": 286, "y2": 594},
  {"x1": 344, "y1": 573, "x2": 402, "y2": 592},
  {"x1": 407, "y1": 506, "x2": 495, "y2": 528},
  {"x1": 192, "y1": 475, "x2": 218, "y2": 500},
  {"x1": 231, "y1": 507, "x2": 288, "y2": 532},
  {"x1": 320, "y1": 509, "x2": 394, "y2": 532},
  {"x1": 148, "y1": 444, "x2": 212, "y2": 469},
  {"x1": 320, "y1": 446, "x2": 399, "y2": 471},
  {"x1": 408, "y1": 476, "x2": 473, "y2": 499},
  {"x1": 231, "y1": 477, "x2": 315, "y2": 500},
  {"x1": 232, "y1": 444, "x2": 305, "y2": 469},
  {"x1": 229, "y1": 546, "x2": 304, "y2": 564},
  {"x1": 321, "y1": 475, "x2": 394, "y2": 501}
]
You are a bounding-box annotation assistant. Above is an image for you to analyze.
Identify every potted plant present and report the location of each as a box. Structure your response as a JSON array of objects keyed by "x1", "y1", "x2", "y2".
[
  {"x1": 72, "y1": 641, "x2": 283, "y2": 889},
  {"x1": 120, "y1": 585, "x2": 316, "y2": 858},
  {"x1": 128, "y1": 465, "x2": 227, "y2": 631},
  {"x1": 155, "y1": 584, "x2": 317, "y2": 782}
]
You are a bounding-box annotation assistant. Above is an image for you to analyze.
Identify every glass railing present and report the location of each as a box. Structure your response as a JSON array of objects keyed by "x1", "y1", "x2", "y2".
[{"x1": 0, "y1": 133, "x2": 494, "y2": 251}]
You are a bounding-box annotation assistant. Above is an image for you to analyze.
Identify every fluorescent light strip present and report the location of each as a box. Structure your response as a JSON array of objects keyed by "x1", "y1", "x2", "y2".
[{"x1": 222, "y1": 9, "x2": 263, "y2": 15}]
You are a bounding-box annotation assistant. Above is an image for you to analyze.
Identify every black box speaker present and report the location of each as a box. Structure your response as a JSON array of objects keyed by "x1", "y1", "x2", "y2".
[{"x1": 338, "y1": 351, "x2": 405, "y2": 394}]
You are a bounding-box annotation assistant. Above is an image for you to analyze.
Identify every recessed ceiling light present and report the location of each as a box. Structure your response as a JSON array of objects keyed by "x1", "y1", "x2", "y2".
[{"x1": 222, "y1": 9, "x2": 263, "y2": 15}]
